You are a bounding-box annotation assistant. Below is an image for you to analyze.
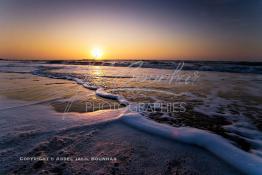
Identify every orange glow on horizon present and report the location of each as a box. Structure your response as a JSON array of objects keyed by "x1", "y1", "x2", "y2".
[
  {"x1": 0, "y1": 1, "x2": 261, "y2": 61},
  {"x1": 0, "y1": 9, "x2": 260, "y2": 61}
]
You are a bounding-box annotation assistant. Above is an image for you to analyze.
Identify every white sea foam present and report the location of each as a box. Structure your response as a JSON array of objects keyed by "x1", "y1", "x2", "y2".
[
  {"x1": 96, "y1": 88, "x2": 129, "y2": 106},
  {"x1": 73, "y1": 78, "x2": 84, "y2": 85},
  {"x1": 193, "y1": 84, "x2": 262, "y2": 158},
  {"x1": 67, "y1": 76, "x2": 128, "y2": 105},
  {"x1": 82, "y1": 83, "x2": 97, "y2": 90},
  {"x1": 120, "y1": 112, "x2": 262, "y2": 175}
]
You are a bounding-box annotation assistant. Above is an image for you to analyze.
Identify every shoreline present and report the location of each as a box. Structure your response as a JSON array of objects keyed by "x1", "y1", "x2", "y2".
[
  {"x1": 0, "y1": 98, "x2": 243, "y2": 175},
  {"x1": 0, "y1": 64, "x2": 261, "y2": 174}
]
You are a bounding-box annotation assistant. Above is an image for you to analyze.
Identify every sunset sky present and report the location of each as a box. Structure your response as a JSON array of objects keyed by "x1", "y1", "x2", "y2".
[{"x1": 0, "y1": 0, "x2": 261, "y2": 60}]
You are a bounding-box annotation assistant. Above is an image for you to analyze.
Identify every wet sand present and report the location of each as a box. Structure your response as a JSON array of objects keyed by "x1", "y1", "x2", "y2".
[
  {"x1": 0, "y1": 102, "x2": 241, "y2": 175},
  {"x1": 0, "y1": 73, "x2": 243, "y2": 174}
]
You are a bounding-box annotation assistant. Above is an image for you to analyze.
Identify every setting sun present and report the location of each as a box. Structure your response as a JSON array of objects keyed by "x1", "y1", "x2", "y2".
[{"x1": 91, "y1": 48, "x2": 103, "y2": 60}]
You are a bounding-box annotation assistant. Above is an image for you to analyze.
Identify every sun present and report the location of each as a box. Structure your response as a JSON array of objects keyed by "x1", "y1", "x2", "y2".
[{"x1": 91, "y1": 48, "x2": 103, "y2": 60}]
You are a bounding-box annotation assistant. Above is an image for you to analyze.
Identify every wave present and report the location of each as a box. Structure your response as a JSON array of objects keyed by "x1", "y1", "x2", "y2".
[
  {"x1": 1, "y1": 60, "x2": 262, "y2": 74},
  {"x1": 43, "y1": 60, "x2": 262, "y2": 74}
]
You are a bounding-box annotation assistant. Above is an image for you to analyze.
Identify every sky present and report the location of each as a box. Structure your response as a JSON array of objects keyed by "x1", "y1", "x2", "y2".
[{"x1": 0, "y1": 0, "x2": 261, "y2": 61}]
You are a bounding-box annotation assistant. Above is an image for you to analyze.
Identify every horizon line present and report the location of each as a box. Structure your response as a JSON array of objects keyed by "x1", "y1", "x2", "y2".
[{"x1": 1, "y1": 58, "x2": 262, "y2": 63}]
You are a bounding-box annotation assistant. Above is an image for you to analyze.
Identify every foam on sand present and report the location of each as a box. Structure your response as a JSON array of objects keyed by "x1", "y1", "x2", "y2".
[
  {"x1": 70, "y1": 77, "x2": 129, "y2": 106},
  {"x1": 32, "y1": 67, "x2": 129, "y2": 106},
  {"x1": 72, "y1": 77, "x2": 129, "y2": 105},
  {"x1": 96, "y1": 88, "x2": 129, "y2": 106},
  {"x1": 120, "y1": 112, "x2": 262, "y2": 175}
]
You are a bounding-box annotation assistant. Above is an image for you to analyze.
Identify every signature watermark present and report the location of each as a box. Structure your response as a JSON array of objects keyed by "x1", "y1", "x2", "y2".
[
  {"x1": 85, "y1": 102, "x2": 186, "y2": 113},
  {"x1": 61, "y1": 61, "x2": 199, "y2": 117},
  {"x1": 19, "y1": 156, "x2": 117, "y2": 162}
]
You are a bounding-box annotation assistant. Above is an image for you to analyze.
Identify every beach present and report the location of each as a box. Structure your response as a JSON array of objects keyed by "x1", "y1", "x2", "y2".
[{"x1": 0, "y1": 60, "x2": 261, "y2": 174}]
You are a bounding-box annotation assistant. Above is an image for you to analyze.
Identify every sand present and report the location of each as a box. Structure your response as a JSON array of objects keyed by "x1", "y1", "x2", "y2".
[
  {"x1": 0, "y1": 69, "x2": 254, "y2": 175},
  {"x1": 0, "y1": 101, "x2": 242, "y2": 175}
]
